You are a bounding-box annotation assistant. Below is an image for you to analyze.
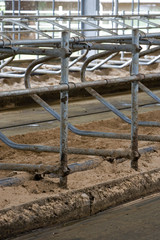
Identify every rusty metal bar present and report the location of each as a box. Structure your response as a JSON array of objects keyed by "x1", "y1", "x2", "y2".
[
  {"x1": 0, "y1": 47, "x2": 69, "y2": 57},
  {"x1": 131, "y1": 29, "x2": 140, "y2": 171},
  {"x1": 0, "y1": 146, "x2": 157, "y2": 179},
  {"x1": 0, "y1": 163, "x2": 59, "y2": 175},
  {"x1": 71, "y1": 43, "x2": 138, "y2": 52},
  {"x1": 60, "y1": 31, "x2": 69, "y2": 188}
]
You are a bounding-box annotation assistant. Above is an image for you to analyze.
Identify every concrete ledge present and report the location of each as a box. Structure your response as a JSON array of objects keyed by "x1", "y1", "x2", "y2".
[{"x1": 1, "y1": 168, "x2": 160, "y2": 239}]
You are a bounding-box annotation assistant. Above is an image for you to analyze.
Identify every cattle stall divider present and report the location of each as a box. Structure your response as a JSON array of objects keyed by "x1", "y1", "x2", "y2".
[{"x1": 0, "y1": 29, "x2": 160, "y2": 187}]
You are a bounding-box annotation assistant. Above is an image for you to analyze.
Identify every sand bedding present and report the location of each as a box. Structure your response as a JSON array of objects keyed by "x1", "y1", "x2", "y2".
[
  {"x1": 0, "y1": 109, "x2": 160, "y2": 210},
  {"x1": 0, "y1": 61, "x2": 160, "y2": 212}
]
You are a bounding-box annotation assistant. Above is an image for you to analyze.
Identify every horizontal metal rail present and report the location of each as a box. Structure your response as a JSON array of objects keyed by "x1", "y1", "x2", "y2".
[{"x1": 0, "y1": 73, "x2": 159, "y2": 98}]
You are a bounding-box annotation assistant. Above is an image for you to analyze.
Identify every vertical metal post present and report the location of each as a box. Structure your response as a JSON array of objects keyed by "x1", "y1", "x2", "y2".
[
  {"x1": 132, "y1": 0, "x2": 134, "y2": 14},
  {"x1": 78, "y1": 0, "x2": 80, "y2": 15},
  {"x1": 114, "y1": 0, "x2": 119, "y2": 34},
  {"x1": 131, "y1": 29, "x2": 140, "y2": 170},
  {"x1": 60, "y1": 31, "x2": 69, "y2": 188},
  {"x1": 18, "y1": 0, "x2": 21, "y2": 15},
  {"x1": 36, "y1": 10, "x2": 40, "y2": 40},
  {"x1": 18, "y1": 0, "x2": 21, "y2": 59},
  {"x1": 137, "y1": 0, "x2": 140, "y2": 28},
  {"x1": 52, "y1": 0, "x2": 55, "y2": 38},
  {"x1": 121, "y1": 10, "x2": 125, "y2": 60},
  {"x1": 52, "y1": 0, "x2": 55, "y2": 15},
  {"x1": 12, "y1": 0, "x2": 15, "y2": 40},
  {"x1": 114, "y1": 0, "x2": 119, "y2": 15},
  {"x1": 1, "y1": 11, "x2": 4, "y2": 72},
  {"x1": 137, "y1": 0, "x2": 140, "y2": 14},
  {"x1": 78, "y1": 0, "x2": 80, "y2": 31},
  {"x1": 81, "y1": 0, "x2": 99, "y2": 56},
  {"x1": 132, "y1": 0, "x2": 134, "y2": 28},
  {"x1": 147, "y1": 10, "x2": 149, "y2": 34},
  {"x1": 12, "y1": 0, "x2": 15, "y2": 16}
]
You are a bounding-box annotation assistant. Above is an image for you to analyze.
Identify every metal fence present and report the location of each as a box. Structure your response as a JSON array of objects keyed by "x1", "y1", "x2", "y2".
[
  {"x1": 0, "y1": 1, "x2": 160, "y2": 187},
  {"x1": 1, "y1": 13, "x2": 160, "y2": 73},
  {"x1": 0, "y1": 25, "x2": 160, "y2": 187}
]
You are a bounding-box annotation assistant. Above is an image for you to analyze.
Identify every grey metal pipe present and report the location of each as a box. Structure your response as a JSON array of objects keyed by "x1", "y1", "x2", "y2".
[
  {"x1": 2, "y1": 13, "x2": 160, "y2": 19},
  {"x1": 0, "y1": 145, "x2": 157, "y2": 179},
  {"x1": 71, "y1": 43, "x2": 139, "y2": 53},
  {"x1": 60, "y1": 31, "x2": 69, "y2": 187},
  {"x1": 86, "y1": 52, "x2": 118, "y2": 71},
  {"x1": 0, "y1": 73, "x2": 159, "y2": 98},
  {"x1": 0, "y1": 163, "x2": 59, "y2": 175},
  {"x1": 0, "y1": 128, "x2": 147, "y2": 159},
  {"x1": 0, "y1": 32, "x2": 160, "y2": 47},
  {"x1": 131, "y1": 29, "x2": 139, "y2": 171},
  {"x1": 1, "y1": 45, "x2": 160, "y2": 76},
  {"x1": 0, "y1": 47, "x2": 69, "y2": 57}
]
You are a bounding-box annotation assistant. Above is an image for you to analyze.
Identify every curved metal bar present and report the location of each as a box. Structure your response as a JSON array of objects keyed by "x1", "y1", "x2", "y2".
[
  {"x1": 0, "y1": 49, "x2": 88, "y2": 78},
  {"x1": 24, "y1": 56, "x2": 160, "y2": 148},
  {"x1": 0, "y1": 131, "x2": 58, "y2": 152},
  {"x1": 0, "y1": 130, "x2": 135, "y2": 157},
  {"x1": 2, "y1": 46, "x2": 160, "y2": 77},
  {"x1": 25, "y1": 56, "x2": 56, "y2": 89},
  {"x1": 87, "y1": 52, "x2": 118, "y2": 71},
  {"x1": 95, "y1": 47, "x2": 160, "y2": 70},
  {"x1": 0, "y1": 56, "x2": 160, "y2": 158},
  {"x1": 41, "y1": 49, "x2": 89, "y2": 74},
  {"x1": 95, "y1": 58, "x2": 132, "y2": 69},
  {"x1": 80, "y1": 51, "x2": 160, "y2": 127},
  {"x1": 0, "y1": 50, "x2": 88, "y2": 77},
  {"x1": 25, "y1": 53, "x2": 134, "y2": 138},
  {"x1": 140, "y1": 55, "x2": 160, "y2": 66}
]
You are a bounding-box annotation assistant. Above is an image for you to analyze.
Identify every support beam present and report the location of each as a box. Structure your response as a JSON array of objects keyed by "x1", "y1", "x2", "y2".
[
  {"x1": 131, "y1": 29, "x2": 140, "y2": 171},
  {"x1": 60, "y1": 31, "x2": 69, "y2": 188},
  {"x1": 81, "y1": 0, "x2": 99, "y2": 56}
]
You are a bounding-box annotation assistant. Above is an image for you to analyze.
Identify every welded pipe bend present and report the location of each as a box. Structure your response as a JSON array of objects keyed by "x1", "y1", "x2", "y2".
[{"x1": 24, "y1": 53, "x2": 134, "y2": 137}]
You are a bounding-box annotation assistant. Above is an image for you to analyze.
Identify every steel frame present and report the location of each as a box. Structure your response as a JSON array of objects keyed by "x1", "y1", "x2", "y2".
[
  {"x1": 1, "y1": 13, "x2": 160, "y2": 187},
  {"x1": 1, "y1": 14, "x2": 160, "y2": 77}
]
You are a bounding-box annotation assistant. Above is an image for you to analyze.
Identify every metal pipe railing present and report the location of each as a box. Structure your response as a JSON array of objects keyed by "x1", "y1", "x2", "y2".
[{"x1": 0, "y1": 25, "x2": 160, "y2": 186}]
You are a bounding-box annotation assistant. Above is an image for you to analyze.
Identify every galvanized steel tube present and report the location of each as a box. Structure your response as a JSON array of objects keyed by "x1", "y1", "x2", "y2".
[
  {"x1": 131, "y1": 29, "x2": 140, "y2": 170},
  {"x1": 60, "y1": 31, "x2": 69, "y2": 188}
]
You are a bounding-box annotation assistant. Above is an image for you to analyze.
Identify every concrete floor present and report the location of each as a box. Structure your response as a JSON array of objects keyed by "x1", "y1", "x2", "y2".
[{"x1": 11, "y1": 193, "x2": 160, "y2": 240}]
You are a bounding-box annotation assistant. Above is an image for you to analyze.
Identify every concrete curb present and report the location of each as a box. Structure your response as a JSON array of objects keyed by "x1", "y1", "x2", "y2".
[{"x1": 1, "y1": 168, "x2": 160, "y2": 239}]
